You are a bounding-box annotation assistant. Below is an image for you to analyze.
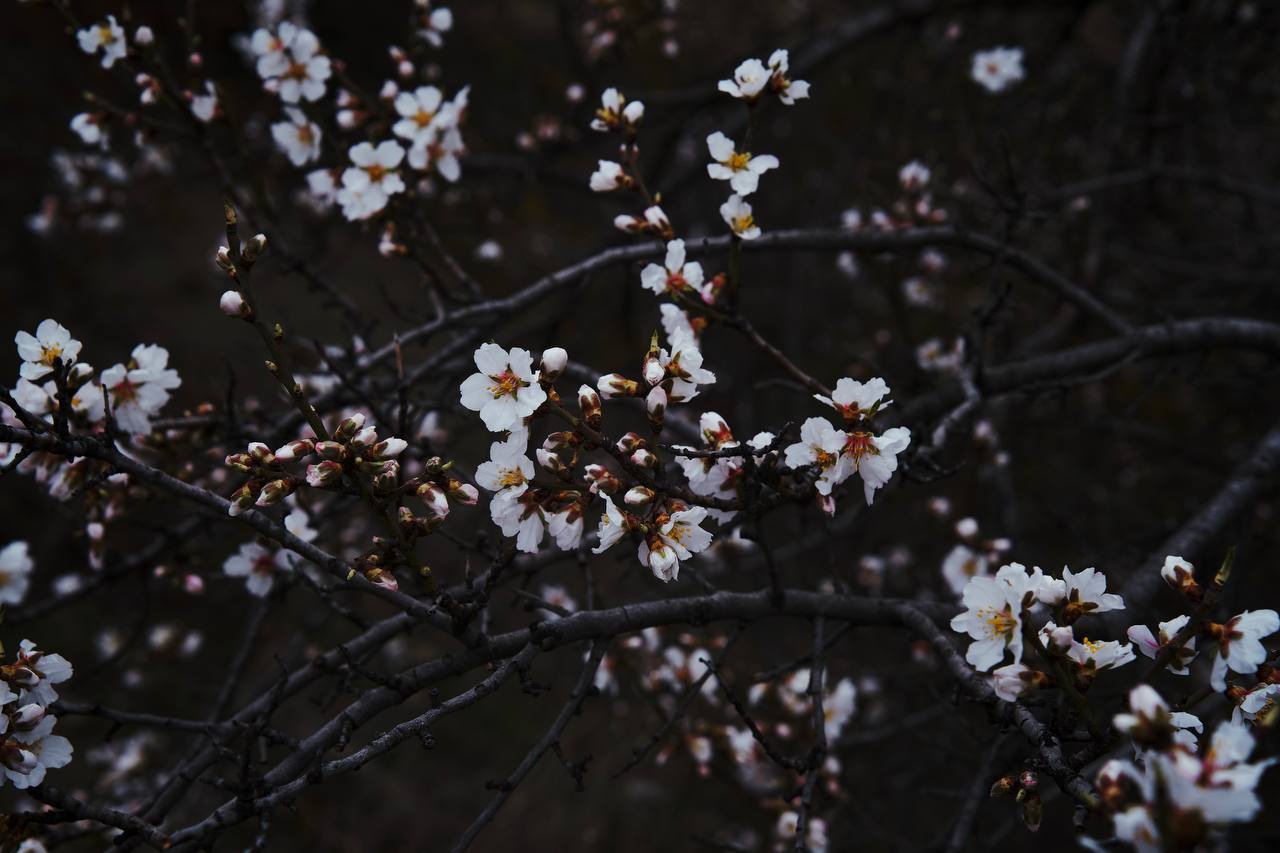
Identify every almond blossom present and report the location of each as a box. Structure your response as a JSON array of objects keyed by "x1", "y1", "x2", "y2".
[
  {"x1": 459, "y1": 344, "x2": 547, "y2": 432},
  {"x1": 12, "y1": 640, "x2": 73, "y2": 706},
  {"x1": 392, "y1": 86, "x2": 448, "y2": 148},
  {"x1": 416, "y1": 5, "x2": 453, "y2": 47},
  {"x1": 843, "y1": 426, "x2": 911, "y2": 505},
  {"x1": 705, "y1": 131, "x2": 779, "y2": 196},
  {"x1": 718, "y1": 58, "x2": 770, "y2": 101},
  {"x1": 765, "y1": 49, "x2": 810, "y2": 105},
  {"x1": 1127, "y1": 615, "x2": 1197, "y2": 675},
  {"x1": 591, "y1": 494, "x2": 629, "y2": 555},
  {"x1": 15, "y1": 320, "x2": 82, "y2": 381},
  {"x1": 941, "y1": 544, "x2": 989, "y2": 595},
  {"x1": 784, "y1": 417, "x2": 851, "y2": 496},
  {"x1": 1210, "y1": 609, "x2": 1280, "y2": 691},
  {"x1": 950, "y1": 564, "x2": 1042, "y2": 671},
  {"x1": 589, "y1": 160, "x2": 628, "y2": 192},
  {"x1": 223, "y1": 541, "x2": 292, "y2": 597},
  {"x1": 719, "y1": 193, "x2": 761, "y2": 240},
  {"x1": 0, "y1": 541, "x2": 33, "y2": 605},
  {"x1": 271, "y1": 107, "x2": 322, "y2": 166},
  {"x1": 971, "y1": 47, "x2": 1025, "y2": 93},
  {"x1": 76, "y1": 17, "x2": 127, "y2": 69},
  {"x1": 100, "y1": 344, "x2": 181, "y2": 435},
  {"x1": 490, "y1": 486, "x2": 546, "y2": 553},
  {"x1": 590, "y1": 88, "x2": 644, "y2": 132},
  {"x1": 1067, "y1": 637, "x2": 1136, "y2": 672},
  {"x1": 3, "y1": 715, "x2": 73, "y2": 789},
  {"x1": 1035, "y1": 566, "x2": 1125, "y2": 622},
  {"x1": 337, "y1": 141, "x2": 406, "y2": 221},
  {"x1": 252, "y1": 23, "x2": 332, "y2": 103},
  {"x1": 640, "y1": 506, "x2": 713, "y2": 583},
  {"x1": 814, "y1": 377, "x2": 891, "y2": 422},
  {"x1": 475, "y1": 432, "x2": 535, "y2": 496},
  {"x1": 640, "y1": 239, "x2": 703, "y2": 296}
]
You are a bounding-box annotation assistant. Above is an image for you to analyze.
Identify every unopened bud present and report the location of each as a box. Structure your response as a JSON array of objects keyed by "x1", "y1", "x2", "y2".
[
  {"x1": 315, "y1": 440, "x2": 346, "y2": 461},
  {"x1": 134, "y1": 25, "x2": 155, "y2": 46},
  {"x1": 306, "y1": 461, "x2": 343, "y2": 488},
  {"x1": 227, "y1": 483, "x2": 256, "y2": 516},
  {"x1": 624, "y1": 486, "x2": 655, "y2": 507},
  {"x1": 646, "y1": 385, "x2": 667, "y2": 431},
  {"x1": 643, "y1": 357, "x2": 665, "y2": 386},
  {"x1": 577, "y1": 384, "x2": 602, "y2": 428},
  {"x1": 364, "y1": 567, "x2": 399, "y2": 591},
  {"x1": 183, "y1": 573, "x2": 205, "y2": 594},
  {"x1": 615, "y1": 432, "x2": 646, "y2": 453},
  {"x1": 631, "y1": 448, "x2": 658, "y2": 468},
  {"x1": 274, "y1": 438, "x2": 315, "y2": 461},
  {"x1": 536, "y1": 448, "x2": 567, "y2": 475},
  {"x1": 416, "y1": 482, "x2": 450, "y2": 518},
  {"x1": 219, "y1": 290, "x2": 251, "y2": 319},
  {"x1": 350, "y1": 425, "x2": 379, "y2": 449},
  {"x1": 10, "y1": 704, "x2": 46, "y2": 730},
  {"x1": 540, "y1": 347, "x2": 568, "y2": 382},
  {"x1": 597, "y1": 373, "x2": 639, "y2": 398},
  {"x1": 333, "y1": 412, "x2": 366, "y2": 442},
  {"x1": 215, "y1": 246, "x2": 235, "y2": 272},
  {"x1": 242, "y1": 232, "x2": 268, "y2": 263},
  {"x1": 256, "y1": 478, "x2": 296, "y2": 507},
  {"x1": 446, "y1": 479, "x2": 478, "y2": 504},
  {"x1": 369, "y1": 437, "x2": 407, "y2": 459}
]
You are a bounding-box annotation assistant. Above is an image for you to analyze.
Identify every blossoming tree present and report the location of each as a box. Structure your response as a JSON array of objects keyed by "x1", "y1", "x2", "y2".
[{"x1": 4, "y1": 2, "x2": 1280, "y2": 851}]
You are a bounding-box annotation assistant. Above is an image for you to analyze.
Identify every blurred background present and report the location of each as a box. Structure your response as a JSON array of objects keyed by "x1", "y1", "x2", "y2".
[{"x1": 3, "y1": 0, "x2": 1280, "y2": 850}]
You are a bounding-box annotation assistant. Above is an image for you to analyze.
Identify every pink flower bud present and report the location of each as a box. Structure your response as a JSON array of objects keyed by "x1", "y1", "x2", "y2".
[
  {"x1": 183, "y1": 573, "x2": 206, "y2": 594},
  {"x1": 306, "y1": 461, "x2": 343, "y2": 488},
  {"x1": 416, "y1": 482, "x2": 450, "y2": 518},
  {"x1": 274, "y1": 439, "x2": 315, "y2": 461}
]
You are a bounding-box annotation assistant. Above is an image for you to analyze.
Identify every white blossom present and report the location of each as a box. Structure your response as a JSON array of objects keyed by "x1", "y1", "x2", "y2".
[
  {"x1": 1127, "y1": 615, "x2": 1197, "y2": 675},
  {"x1": 77, "y1": 17, "x2": 127, "y2": 69},
  {"x1": 271, "y1": 107, "x2": 322, "y2": 166},
  {"x1": 784, "y1": 417, "x2": 850, "y2": 496},
  {"x1": 971, "y1": 47, "x2": 1025, "y2": 93},
  {"x1": 459, "y1": 344, "x2": 547, "y2": 432},
  {"x1": 15, "y1": 320, "x2": 82, "y2": 381},
  {"x1": 223, "y1": 541, "x2": 290, "y2": 597},
  {"x1": 719, "y1": 194, "x2": 760, "y2": 240},
  {"x1": 1210, "y1": 609, "x2": 1280, "y2": 691},
  {"x1": 941, "y1": 544, "x2": 989, "y2": 595},
  {"x1": 0, "y1": 541, "x2": 33, "y2": 605},
  {"x1": 640, "y1": 239, "x2": 704, "y2": 296},
  {"x1": 718, "y1": 58, "x2": 769, "y2": 101},
  {"x1": 475, "y1": 432, "x2": 535, "y2": 496},
  {"x1": 252, "y1": 23, "x2": 332, "y2": 103},
  {"x1": 337, "y1": 141, "x2": 406, "y2": 221},
  {"x1": 705, "y1": 131, "x2": 779, "y2": 196}
]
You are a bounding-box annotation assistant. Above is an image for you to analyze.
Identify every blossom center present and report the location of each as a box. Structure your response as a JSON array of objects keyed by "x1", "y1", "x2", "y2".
[
  {"x1": 726, "y1": 151, "x2": 751, "y2": 171},
  {"x1": 981, "y1": 607, "x2": 1017, "y2": 639},
  {"x1": 487, "y1": 368, "x2": 524, "y2": 399},
  {"x1": 844, "y1": 432, "x2": 878, "y2": 461},
  {"x1": 40, "y1": 345, "x2": 64, "y2": 366},
  {"x1": 285, "y1": 61, "x2": 310, "y2": 81},
  {"x1": 414, "y1": 109, "x2": 435, "y2": 127},
  {"x1": 110, "y1": 378, "x2": 139, "y2": 404}
]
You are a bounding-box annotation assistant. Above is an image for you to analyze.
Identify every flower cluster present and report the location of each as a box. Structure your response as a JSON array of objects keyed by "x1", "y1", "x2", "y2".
[
  {"x1": 0, "y1": 640, "x2": 74, "y2": 789},
  {"x1": 951, "y1": 561, "x2": 1135, "y2": 693},
  {"x1": 1099, "y1": 686, "x2": 1272, "y2": 851},
  {"x1": 12, "y1": 320, "x2": 180, "y2": 437}
]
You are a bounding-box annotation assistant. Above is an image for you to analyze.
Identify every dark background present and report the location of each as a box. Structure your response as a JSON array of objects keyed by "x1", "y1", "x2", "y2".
[{"x1": 3, "y1": 0, "x2": 1280, "y2": 850}]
